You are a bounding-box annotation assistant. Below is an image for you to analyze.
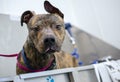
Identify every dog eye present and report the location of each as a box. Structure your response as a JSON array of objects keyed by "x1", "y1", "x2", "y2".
[
  {"x1": 56, "y1": 25, "x2": 62, "y2": 30},
  {"x1": 33, "y1": 26, "x2": 40, "y2": 31}
]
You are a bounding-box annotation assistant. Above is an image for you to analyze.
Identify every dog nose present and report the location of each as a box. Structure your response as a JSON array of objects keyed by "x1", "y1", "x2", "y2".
[{"x1": 44, "y1": 37, "x2": 55, "y2": 45}]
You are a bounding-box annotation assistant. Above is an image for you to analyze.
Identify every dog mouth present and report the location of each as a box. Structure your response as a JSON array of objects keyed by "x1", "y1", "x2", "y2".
[{"x1": 44, "y1": 45, "x2": 59, "y2": 53}]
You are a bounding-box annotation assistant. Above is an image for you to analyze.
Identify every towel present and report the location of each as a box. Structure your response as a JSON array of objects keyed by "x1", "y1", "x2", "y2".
[{"x1": 94, "y1": 59, "x2": 120, "y2": 82}]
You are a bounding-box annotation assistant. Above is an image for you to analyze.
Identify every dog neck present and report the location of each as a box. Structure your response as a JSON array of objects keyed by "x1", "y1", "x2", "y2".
[{"x1": 23, "y1": 39, "x2": 55, "y2": 69}]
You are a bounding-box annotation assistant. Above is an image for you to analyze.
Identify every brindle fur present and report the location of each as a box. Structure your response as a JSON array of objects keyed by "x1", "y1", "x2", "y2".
[{"x1": 17, "y1": 1, "x2": 78, "y2": 74}]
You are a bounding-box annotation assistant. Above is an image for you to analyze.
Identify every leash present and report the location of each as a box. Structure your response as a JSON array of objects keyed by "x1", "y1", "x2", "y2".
[{"x1": 0, "y1": 53, "x2": 18, "y2": 57}]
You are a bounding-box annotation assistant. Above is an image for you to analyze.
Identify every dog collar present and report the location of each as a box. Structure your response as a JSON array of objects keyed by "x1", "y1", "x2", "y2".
[{"x1": 17, "y1": 49, "x2": 56, "y2": 72}]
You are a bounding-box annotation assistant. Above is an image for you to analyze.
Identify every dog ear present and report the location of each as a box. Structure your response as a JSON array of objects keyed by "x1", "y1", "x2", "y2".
[
  {"x1": 21, "y1": 11, "x2": 34, "y2": 26},
  {"x1": 44, "y1": 1, "x2": 64, "y2": 18}
]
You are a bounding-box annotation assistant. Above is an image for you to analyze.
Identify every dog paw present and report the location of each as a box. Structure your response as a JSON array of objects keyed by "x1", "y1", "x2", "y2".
[{"x1": 46, "y1": 76, "x2": 54, "y2": 82}]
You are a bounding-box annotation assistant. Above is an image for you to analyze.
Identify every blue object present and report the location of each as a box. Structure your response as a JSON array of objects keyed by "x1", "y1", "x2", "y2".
[
  {"x1": 65, "y1": 23, "x2": 73, "y2": 37},
  {"x1": 71, "y1": 48, "x2": 79, "y2": 59},
  {"x1": 78, "y1": 61, "x2": 83, "y2": 66},
  {"x1": 65, "y1": 23, "x2": 83, "y2": 66},
  {"x1": 46, "y1": 76, "x2": 54, "y2": 82},
  {"x1": 91, "y1": 60, "x2": 98, "y2": 64},
  {"x1": 72, "y1": 48, "x2": 83, "y2": 66}
]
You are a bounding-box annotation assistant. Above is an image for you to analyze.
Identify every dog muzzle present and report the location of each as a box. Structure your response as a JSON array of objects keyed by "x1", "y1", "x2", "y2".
[{"x1": 44, "y1": 37, "x2": 60, "y2": 53}]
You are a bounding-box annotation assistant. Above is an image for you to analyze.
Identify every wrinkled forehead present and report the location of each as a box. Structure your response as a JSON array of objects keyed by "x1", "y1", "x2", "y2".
[{"x1": 29, "y1": 14, "x2": 64, "y2": 26}]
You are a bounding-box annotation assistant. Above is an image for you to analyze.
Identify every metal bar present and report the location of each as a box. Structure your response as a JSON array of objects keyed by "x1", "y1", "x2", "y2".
[{"x1": 20, "y1": 67, "x2": 75, "y2": 79}]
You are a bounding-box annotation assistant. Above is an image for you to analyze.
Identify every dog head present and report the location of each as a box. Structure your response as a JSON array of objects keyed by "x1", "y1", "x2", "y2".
[{"x1": 21, "y1": 1, "x2": 65, "y2": 54}]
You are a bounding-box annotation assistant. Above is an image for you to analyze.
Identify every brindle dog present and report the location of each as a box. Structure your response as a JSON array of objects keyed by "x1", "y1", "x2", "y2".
[{"x1": 17, "y1": 1, "x2": 78, "y2": 74}]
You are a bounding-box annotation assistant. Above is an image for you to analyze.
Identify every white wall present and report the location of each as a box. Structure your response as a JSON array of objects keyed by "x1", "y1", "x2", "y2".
[
  {"x1": 71, "y1": 0, "x2": 120, "y2": 49},
  {"x1": 0, "y1": 0, "x2": 120, "y2": 50}
]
